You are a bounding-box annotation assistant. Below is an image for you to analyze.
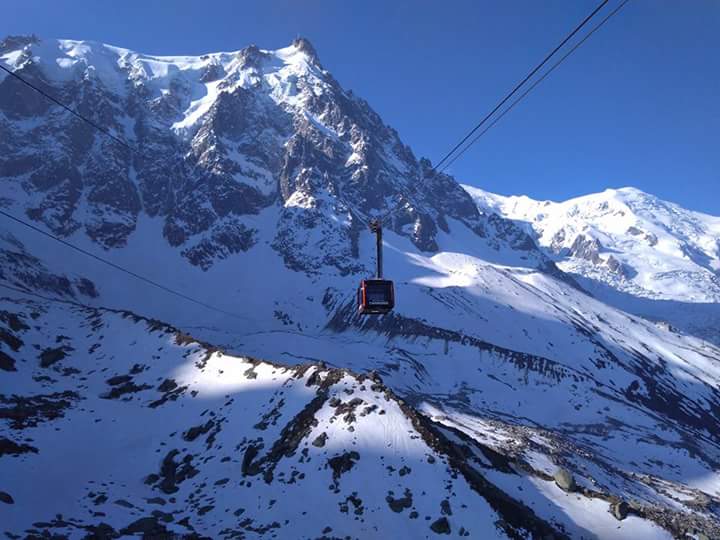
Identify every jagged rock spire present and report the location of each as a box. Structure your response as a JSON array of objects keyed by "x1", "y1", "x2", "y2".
[{"x1": 292, "y1": 37, "x2": 319, "y2": 63}]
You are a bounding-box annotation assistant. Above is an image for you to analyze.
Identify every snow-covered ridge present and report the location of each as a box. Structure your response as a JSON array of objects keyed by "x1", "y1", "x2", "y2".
[
  {"x1": 1, "y1": 36, "x2": 327, "y2": 134},
  {"x1": 3, "y1": 281, "x2": 718, "y2": 538},
  {"x1": 464, "y1": 184, "x2": 720, "y2": 343},
  {"x1": 1, "y1": 34, "x2": 493, "y2": 264},
  {"x1": 0, "y1": 294, "x2": 618, "y2": 539},
  {"x1": 0, "y1": 36, "x2": 321, "y2": 84},
  {"x1": 464, "y1": 185, "x2": 720, "y2": 300}
]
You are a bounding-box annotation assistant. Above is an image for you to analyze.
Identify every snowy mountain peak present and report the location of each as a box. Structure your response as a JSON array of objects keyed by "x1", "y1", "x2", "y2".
[
  {"x1": 0, "y1": 35, "x2": 325, "y2": 92},
  {"x1": 290, "y1": 36, "x2": 320, "y2": 62},
  {"x1": 465, "y1": 183, "x2": 720, "y2": 343},
  {"x1": 1, "y1": 34, "x2": 546, "y2": 272},
  {"x1": 604, "y1": 185, "x2": 646, "y2": 196}
]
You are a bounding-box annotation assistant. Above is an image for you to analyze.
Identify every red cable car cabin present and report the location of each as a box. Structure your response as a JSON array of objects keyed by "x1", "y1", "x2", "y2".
[
  {"x1": 357, "y1": 219, "x2": 395, "y2": 315},
  {"x1": 358, "y1": 279, "x2": 395, "y2": 315}
]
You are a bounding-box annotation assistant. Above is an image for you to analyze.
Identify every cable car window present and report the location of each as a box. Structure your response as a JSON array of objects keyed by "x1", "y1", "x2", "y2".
[{"x1": 366, "y1": 282, "x2": 391, "y2": 304}]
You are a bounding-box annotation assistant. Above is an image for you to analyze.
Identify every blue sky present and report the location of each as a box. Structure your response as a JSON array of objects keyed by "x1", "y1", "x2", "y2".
[{"x1": 3, "y1": 1, "x2": 719, "y2": 214}]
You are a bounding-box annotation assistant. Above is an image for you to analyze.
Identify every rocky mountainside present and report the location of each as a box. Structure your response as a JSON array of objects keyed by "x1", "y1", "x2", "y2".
[
  {"x1": 1, "y1": 36, "x2": 720, "y2": 539},
  {"x1": 0, "y1": 35, "x2": 544, "y2": 274},
  {"x1": 464, "y1": 185, "x2": 720, "y2": 345},
  {"x1": 2, "y1": 295, "x2": 578, "y2": 539}
]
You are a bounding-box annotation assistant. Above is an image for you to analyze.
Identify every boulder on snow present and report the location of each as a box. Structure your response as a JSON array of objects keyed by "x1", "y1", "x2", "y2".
[
  {"x1": 385, "y1": 488, "x2": 413, "y2": 513},
  {"x1": 39, "y1": 347, "x2": 68, "y2": 368},
  {"x1": 553, "y1": 468, "x2": 576, "y2": 492},
  {"x1": 430, "y1": 517, "x2": 451, "y2": 535},
  {"x1": 311, "y1": 432, "x2": 328, "y2": 447},
  {"x1": 328, "y1": 451, "x2": 360, "y2": 480},
  {"x1": 610, "y1": 500, "x2": 629, "y2": 520},
  {"x1": 0, "y1": 491, "x2": 14, "y2": 504},
  {"x1": 0, "y1": 351, "x2": 16, "y2": 371}
]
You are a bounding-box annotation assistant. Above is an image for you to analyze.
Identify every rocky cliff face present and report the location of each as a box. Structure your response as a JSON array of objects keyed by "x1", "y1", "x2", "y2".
[{"x1": 0, "y1": 35, "x2": 543, "y2": 275}]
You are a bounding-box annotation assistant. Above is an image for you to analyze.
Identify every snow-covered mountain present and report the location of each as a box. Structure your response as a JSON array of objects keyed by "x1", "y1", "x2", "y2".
[
  {"x1": 464, "y1": 185, "x2": 720, "y2": 345},
  {"x1": 2, "y1": 36, "x2": 720, "y2": 539},
  {"x1": 0, "y1": 34, "x2": 524, "y2": 271},
  {"x1": 2, "y1": 295, "x2": 574, "y2": 539}
]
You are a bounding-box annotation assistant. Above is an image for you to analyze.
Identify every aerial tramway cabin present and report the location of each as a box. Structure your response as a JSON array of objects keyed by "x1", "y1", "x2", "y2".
[
  {"x1": 357, "y1": 220, "x2": 395, "y2": 315},
  {"x1": 357, "y1": 279, "x2": 395, "y2": 315}
]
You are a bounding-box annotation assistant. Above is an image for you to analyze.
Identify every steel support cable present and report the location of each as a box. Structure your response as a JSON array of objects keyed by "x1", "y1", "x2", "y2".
[
  {"x1": 0, "y1": 209, "x2": 252, "y2": 322},
  {"x1": 439, "y1": 0, "x2": 631, "y2": 173},
  {"x1": 0, "y1": 62, "x2": 256, "y2": 321},
  {"x1": 0, "y1": 63, "x2": 134, "y2": 152},
  {"x1": 376, "y1": 0, "x2": 629, "y2": 226},
  {"x1": 432, "y1": 0, "x2": 610, "y2": 172}
]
